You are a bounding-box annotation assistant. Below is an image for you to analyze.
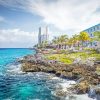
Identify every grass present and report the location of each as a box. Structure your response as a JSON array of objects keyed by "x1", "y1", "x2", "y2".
[
  {"x1": 45, "y1": 49, "x2": 100, "y2": 64},
  {"x1": 46, "y1": 54, "x2": 73, "y2": 64}
]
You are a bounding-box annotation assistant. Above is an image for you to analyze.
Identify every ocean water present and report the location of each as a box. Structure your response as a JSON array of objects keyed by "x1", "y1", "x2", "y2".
[
  {"x1": 0, "y1": 48, "x2": 35, "y2": 74},
  {"x1": 0, "y1": 48, "x2": 97, "y2": 100},
  {"x1": 0, "y1": 48, "x2": 60, "y2": 100}
]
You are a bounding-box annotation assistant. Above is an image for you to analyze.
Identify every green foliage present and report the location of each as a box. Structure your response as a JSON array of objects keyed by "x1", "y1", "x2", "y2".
[
  {"x1": 93, "y1": 31, "x2": 100, "y2": 41},
  {"x1": 79, "y1": 31, "x2": 90, "y2": 42},
  {"x1": 72, "y1": 34, "x2": 80, "y2": 43},
  {"x1": 38, "y1": 40, "x2": 48, "y2": 48},
  {"x1": 46, "y1": 48, "x2": 100, "y2": 64},
  {"x1": 60, "y1": 57, "x2": 73, "y2": 64},
  {"x1": 52, "y1": 35, "x2": 68, "y2": 45},
  {"x1": 46, "y1": 54, "x2": 73, "y2": 64},
  {"x1": 46, "y1": 55, "x2": 56, "y2": 60}
]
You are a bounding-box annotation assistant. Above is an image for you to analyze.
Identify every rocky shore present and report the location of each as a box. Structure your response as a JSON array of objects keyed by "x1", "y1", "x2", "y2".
[{"x1": 18, "y1": 49, "x2": 100, "y2": 98}]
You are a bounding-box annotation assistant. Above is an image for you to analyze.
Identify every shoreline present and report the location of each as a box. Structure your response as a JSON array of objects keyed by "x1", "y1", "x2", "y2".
[{"x1": 19, "y1": 48, "x2": 100, "y2": 99}]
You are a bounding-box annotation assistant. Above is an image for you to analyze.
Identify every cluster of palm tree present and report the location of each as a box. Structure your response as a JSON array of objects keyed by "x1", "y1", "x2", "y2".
[
  {"x1": 38, "y1": 40, "x2": 48, "y2": 48},
  {"x1": 52, "y1": 31, "x2": 92, "y2": 49},
  {"x1": 37, "y1": 31, "x2": 100, "y2": 49},
  {"x1": 52, "y1": 35, "x2": 68, "y2": 49}
]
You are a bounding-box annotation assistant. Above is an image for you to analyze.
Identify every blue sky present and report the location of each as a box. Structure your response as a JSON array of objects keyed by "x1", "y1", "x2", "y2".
[{"x1": 0, "y1": 0, "x2": 100, "y2": 48}]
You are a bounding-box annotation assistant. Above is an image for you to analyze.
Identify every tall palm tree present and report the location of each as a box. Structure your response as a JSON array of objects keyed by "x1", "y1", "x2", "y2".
[
  {"x1": 72, "y1": 34, "x2": 80, "y2": 47},
  {"x1": 58, "y1": 35, "x2": 68, "y2": 49},
  {"x1": 79, "y1": 31, "x2": 90, "y2": 48},
  {"x1": 52, "y1": 35, "x2": 68, "y2": 49}
]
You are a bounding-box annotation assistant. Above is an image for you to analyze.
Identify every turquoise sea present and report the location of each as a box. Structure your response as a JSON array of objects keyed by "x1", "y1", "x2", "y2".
[
  {"x1": 0, "y1": 48, "x2": 98, "y2": 100},
  {"x1": 0, "y1": 48, "x2": 60, "y2": 100}
]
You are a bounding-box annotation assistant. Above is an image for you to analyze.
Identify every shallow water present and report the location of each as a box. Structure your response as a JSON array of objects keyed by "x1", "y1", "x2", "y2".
[{"x1": 0, "y1": 48, "x2": 98, "y2": 100}]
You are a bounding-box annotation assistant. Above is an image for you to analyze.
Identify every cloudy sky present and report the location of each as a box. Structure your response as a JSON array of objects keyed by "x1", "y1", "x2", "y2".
[{"x1": 0, "y1": 0, "x2": 100, "y2": 48}]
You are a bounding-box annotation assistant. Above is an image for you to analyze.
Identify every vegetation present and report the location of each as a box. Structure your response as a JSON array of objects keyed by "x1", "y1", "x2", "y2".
[
  {"x1": 51, "y1": 31, "x2": 92, "y2": 49},
  {"x1": 36, "y1": 28, "x2": 100, "y2": 50},
  {"x1": 38, "y1": 40, "x2": 48, "y2": 48},
  {"x1": 46, "y1": 54, "x2": 73, "y2": 64},
  {"x1": 52, "y1": 35, "x2": 68, "y2": 49},
  {"x1": 79, "y1": 31, "x2": 90, "y2": 47},
  {"x1": 45, "y1": 48, "x2": 100, "y2": 64},
  {"x1": 93, "y1": 31, "x2": 100, "y2": 41}
]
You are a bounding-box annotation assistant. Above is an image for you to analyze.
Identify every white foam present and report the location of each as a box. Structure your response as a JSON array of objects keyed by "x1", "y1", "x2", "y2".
[
  {"x1": 65, "y1": 94, "x2": 96, "y2": 100},
  {"x1": 7, "y1": 64, "x2": 23, "y2": 74},
  {"x1": 57, "y1": 79, "x2": 76, "y2": 92},
  {"x1": 52, "y1": 78, "x2": 96, "y2": 100},
  {"x1": 51, "y1": 76, "x2": 60, "y2": 80}
]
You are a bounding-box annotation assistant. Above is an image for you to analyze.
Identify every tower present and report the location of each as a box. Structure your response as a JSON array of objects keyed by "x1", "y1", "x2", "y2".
[
  {"x1": 45, "y1": 26, "x2": 48, "y2": 41},
  {"x1": 38, "y1": 27, "x2": 41, "y2": 45}
]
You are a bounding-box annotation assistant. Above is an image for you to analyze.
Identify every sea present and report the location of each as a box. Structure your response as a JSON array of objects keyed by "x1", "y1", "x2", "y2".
[{"x1": 0, "y1": 48, "x2": 98, "y2": 100}]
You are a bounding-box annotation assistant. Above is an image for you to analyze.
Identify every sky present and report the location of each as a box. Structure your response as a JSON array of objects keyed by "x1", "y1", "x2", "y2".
[{"x1": 0, "y1": 0, "x2": 100, "y2": 48}]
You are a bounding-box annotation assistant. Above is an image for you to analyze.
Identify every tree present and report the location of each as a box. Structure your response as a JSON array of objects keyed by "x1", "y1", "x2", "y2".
[
  {"x1": 79, "y1": 31, "x2": 90, "y2": 47},
  {"x1": 58, "y1": 35, "x2": 68, "y2": 49},
  {"x1": 52, "y1": 35, "x2": 68, "y2": 49},
  {"x1": 72, "y1": 34, "x2": 80, "y2": 47},
  {"x1": 67, "y1": 38, "x2": 74, "y2": 47},
  {"x1": 52, "y1": 38, "x2": 58, "y2": 44},
  {"x1": 58, "y1": 35, "x2": 68, "y2": 43},
  {"x1": 93, "y1": 31, "x2": 100, "y2": 41}
]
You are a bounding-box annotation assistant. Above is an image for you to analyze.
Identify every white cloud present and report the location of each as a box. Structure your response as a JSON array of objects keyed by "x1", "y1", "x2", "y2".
[
  {"x1": 0, "y1": 0, "x2": 99, "y2": 32},
  {"x1": 0, "y1": 29, "x2": 37, "y2": 48},
  {"x1": 30, "y1": 0, "x2": 100, "y2": 32},
  {"x1": 0, "y1": 0, "x2": 100, "y2": 38}
]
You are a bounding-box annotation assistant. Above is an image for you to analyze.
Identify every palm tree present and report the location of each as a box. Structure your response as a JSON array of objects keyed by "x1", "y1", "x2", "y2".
[
  {"x1": 58, "y1": 35, "x2": 68, "y2": 49},
  {"x1": 79, "y1": 31, "x2": 90, "y2": 48},
  {"x1": 72, "y1": 34, "x2": 80, "y2": 47},
  {"x1": 52, "y1": 37, "x2": 60, "y2": 48},
  {"x1": 52, "y1": 35, "x2": 68, "y2": 49},
  {"x1": 67, "y1": 37, "x2": 74, "y2": 48}
]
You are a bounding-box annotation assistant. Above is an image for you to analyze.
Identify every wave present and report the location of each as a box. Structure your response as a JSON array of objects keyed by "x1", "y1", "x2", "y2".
[
  {"x1": 6, "y1": 64, "x2": 24, "y2": 75},
  {"x1": 4, "y1": 63, "x2": 100, "y2": 100},
  {"x1": 50, "y1": 77, "x2": 98, "y2": 100}
]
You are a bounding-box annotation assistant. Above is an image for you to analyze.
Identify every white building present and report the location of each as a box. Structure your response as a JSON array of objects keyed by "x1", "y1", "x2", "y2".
[
  {"x1": 38, "y1": 26, "x2": 49, "y2": 45},
  {"x1": 82, "y1": 23, "x2": 100, "y2": 47}
]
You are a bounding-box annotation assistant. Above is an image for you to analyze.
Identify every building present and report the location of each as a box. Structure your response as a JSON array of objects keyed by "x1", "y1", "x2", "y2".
[
  {"x1": 38, "y1": 26, "x2": 49, "y2": 46},
  {"x1": 82, "y1": 23, "x2": 100, "y2": 47},
  {"x1": 83, "y1": 23, "x2": 100, "y2": 37}
]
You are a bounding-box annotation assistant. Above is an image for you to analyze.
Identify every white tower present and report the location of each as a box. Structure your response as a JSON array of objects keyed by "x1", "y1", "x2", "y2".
[
  {"x1": 45, "y1": 26, "x2": 49, "y2": 41},
  {"x1": 38, "y1": 27, "x2": 41, "y2": 45}
]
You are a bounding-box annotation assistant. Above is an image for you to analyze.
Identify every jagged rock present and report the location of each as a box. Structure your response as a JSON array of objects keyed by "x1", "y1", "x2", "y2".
[
  {"x1": 22, "y1": 62, "x2": 40, "y2": 72},
  {"x1": 20, "y1": 53, "x2": 100, "y2": 96},
  {"x1": 89, "y1": 85, "x2": 100, "y2": 100},
  {"x1": 95, "y1": 88, "x2": 100, "y2": 95},
  {"x1": 74, "y1": 80, "x2": 89, "y2": 94},
  {"x1": 55, "y1": 90, "x2": 67, "y2": 97}
]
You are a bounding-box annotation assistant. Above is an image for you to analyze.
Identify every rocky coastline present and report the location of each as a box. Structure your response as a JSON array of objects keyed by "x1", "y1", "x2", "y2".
[{"x1": 18, "y1": 48, "x2": 100, "y2": 99}]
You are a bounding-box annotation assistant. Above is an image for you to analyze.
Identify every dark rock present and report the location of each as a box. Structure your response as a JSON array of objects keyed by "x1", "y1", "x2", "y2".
[
  {"x1": 74, "y1": 80, "x2": 89, "y2": 94},
  {"x1": 55, "y1": 72, "x2": 61, "y2": 77}
]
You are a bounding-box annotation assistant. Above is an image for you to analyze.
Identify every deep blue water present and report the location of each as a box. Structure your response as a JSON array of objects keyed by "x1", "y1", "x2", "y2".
[{"x1": 0, "y1": 48, "x2": 59, "y2": 100}]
